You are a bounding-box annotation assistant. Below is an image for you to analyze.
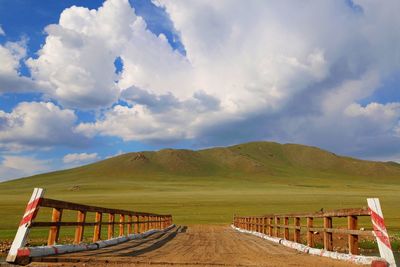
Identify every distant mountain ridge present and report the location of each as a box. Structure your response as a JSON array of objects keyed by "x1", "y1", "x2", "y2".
[{"x1": 16, "y1": 141, "x2": 399, "y2": 182}]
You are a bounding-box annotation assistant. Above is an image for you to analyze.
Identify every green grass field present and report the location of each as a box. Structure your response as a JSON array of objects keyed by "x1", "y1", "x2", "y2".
[{"x1": 0, "y1": 141, "x2": 399, "y2": 243}]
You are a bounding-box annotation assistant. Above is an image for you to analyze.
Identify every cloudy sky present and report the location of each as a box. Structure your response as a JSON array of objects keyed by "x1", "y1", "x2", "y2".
[{"x1": 0, "y1": 0, "x2": 400, "y2": 180}]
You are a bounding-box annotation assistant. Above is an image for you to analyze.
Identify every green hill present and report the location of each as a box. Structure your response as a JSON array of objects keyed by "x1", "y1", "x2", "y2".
[{"x1": 0, "y1": 141, "x2": 399, "y2": 239}]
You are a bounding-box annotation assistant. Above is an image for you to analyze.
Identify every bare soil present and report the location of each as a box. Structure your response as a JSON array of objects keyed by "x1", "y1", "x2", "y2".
[{"x1": 28, "y1": 225, "x2": 361, "y2": 267}]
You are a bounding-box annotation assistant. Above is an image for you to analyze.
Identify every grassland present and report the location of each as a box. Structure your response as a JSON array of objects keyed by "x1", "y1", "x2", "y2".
[{"x1": 0, "y1": 141, "x2": 399, "y2": 243}]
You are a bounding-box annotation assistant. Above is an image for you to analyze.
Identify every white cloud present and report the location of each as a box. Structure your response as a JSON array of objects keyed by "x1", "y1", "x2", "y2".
[
  {"x1": 63, "y1": 152, "x2": 99, "y2": 164},
  {"x1": 0, "y1": 102, "x2": 85, "y2": 150},
  {"x1": 2, "y1": 0, "x2": 399, "y2": 161},
  {"x1": 26, "y1": 0, "x2": 140, "y2": 109},
  {"x1": 0, "y1": 39, "x2": 40, "y2": 93},
  {"x1": 0, "y1": 155, "x2": 51, "y2": 181},
  {"x1": 0, "y1": 25, "x2": 4, "y2": 36}
]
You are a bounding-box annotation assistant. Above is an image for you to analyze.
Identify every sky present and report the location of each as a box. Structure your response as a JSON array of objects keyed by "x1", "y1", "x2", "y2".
[{"x1": 0, "y1": 0, "x2": 400, "y2": 181}]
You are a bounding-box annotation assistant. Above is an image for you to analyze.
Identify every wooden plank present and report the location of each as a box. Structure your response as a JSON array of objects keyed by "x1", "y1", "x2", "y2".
[
  {"x1": 47, "y1": 208, "x2": 62, "y2": 246},
  {"x1": 262, "y1": 217, "x2": 266, "y2": 234},
  {"x1": 307, "y1": 227, "x2": 372, "y2": 236},
  {"x1": 324, "y1": 217, "x2": 333, "y2": 251},
  {"x1": 134, "y1": 215, "x2": 139, "y2": 234},
  {"x1": 31, "y1": 220, "x2": 161, "y2": 227},
  {"x1": 73, "y1": 211, "x2": 86, "y2": 244},
  {"x1": 307, "y1": 217, "x2": 314, "y2": 247},
  {"x1": 274, "y1": 217, "x2": 280, "y2": 237},
  {"x1": 284, "y1": 217, "x2": 289, "y2": 240},
  {"x1": 127, "y1": 215, "x2": 132, "y2": 234},
  {"x1": 108, "y1": 213, "x2": 115, "y2": 239},
  {"x1": 294, "y1": 217, "x2": 300, "y2": 243},
  {"x1": 268, "y1": 217, "x2": 273, "y2": 236},
  {"x1": 260, "y1": 207, "x2": 370, "y2": 218},
  {"x1": 93, "y1": 212, "x2": 102, "y2": 242},
  {"x1": 119, "y1": 214, "x2": 125, "y2": 236},
  {"x1": 40, "y1": 198, "x2": 169, "y2": 217},
  {"x1": 348, "y1": 215, "x2": 358, "y2": 255}
]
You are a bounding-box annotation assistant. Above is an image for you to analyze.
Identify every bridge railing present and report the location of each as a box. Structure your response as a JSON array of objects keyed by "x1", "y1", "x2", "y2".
[
  {"x1": 35, "y1": 198, "x2": 173, "y2": 245},
  {"x1": 233, "y1": 199, "x2": 396, "y2": 266},
  {"x1": 233, "y1": 208, "x2": 371, "y2": 255},
  {"x1": 7, "y1": 188, "x2": 173, "y2": 264}
]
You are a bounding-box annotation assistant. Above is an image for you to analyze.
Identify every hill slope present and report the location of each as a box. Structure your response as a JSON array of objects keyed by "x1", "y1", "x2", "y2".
[
  {"x1": 9, "y1": 141, "x2": 400, "y2": 182},
  {"x1": 0, "y1": 141, "x2": 399, "y2": 237}
]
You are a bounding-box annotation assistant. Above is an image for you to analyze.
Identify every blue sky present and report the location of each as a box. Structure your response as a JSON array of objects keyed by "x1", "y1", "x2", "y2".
[{"x1": 0, "y1": 0, "x2": 400, "y2": 180}]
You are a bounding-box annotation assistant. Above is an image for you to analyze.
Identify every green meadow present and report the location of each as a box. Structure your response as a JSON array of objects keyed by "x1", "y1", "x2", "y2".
[{"x1": 0, "y1": 142, "x2": 399, "y2": 241}]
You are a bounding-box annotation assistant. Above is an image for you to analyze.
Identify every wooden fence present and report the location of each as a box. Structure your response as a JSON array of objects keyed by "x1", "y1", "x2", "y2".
[
  {"x1": 233, "y1": 208, "x2": 372, "y2": 255},
  {"x1": 7, "y1": 188, "x2": 173, "y2": 264},
  {"x1": 35, "y1": 198, "x2": 173, "y2": 245}
]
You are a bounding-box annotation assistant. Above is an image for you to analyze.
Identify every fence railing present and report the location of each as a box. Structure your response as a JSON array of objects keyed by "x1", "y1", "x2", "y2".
[
  {"x1": 233, "y1": 199, "x2": 397, "y2": 266},
  {"x1": 7, "y1": 188, "x2": 173, "y2": 264},
  {"x1": 35, "y1": 198, "x2": 173, "y2": 245},
  {"x1": 233, "y1": 208, "x2": 371, "y2": 255}
]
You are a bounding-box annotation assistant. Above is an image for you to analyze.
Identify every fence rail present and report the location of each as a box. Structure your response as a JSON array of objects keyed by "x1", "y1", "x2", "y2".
[
  {"x1": 233, "y1": 207, "x2": 372, "y2": 255},
  {"x1": 34, "y1": 197, "x2": 172, "y2": 245},
  {"x1": 7, "y1": 188, "x2": 173, "y2": 264}
]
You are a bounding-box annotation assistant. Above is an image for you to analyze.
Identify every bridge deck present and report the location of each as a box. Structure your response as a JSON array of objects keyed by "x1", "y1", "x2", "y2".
[{"x1": 30, "y1": 225, "x2": 358, "y2": 266}]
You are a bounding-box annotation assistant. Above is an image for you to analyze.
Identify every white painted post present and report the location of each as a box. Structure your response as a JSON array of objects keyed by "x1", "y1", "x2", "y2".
[
  {"x1": 6, "y1": 188, "x2": 45, "y2": 263},
  {"x1": 367, "y1": 198, "x2": 397, "y2": 267}
]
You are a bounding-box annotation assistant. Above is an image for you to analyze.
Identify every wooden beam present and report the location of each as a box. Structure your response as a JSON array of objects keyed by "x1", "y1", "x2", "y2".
[
  {"x1": 108, "y1": 213, "x2": 115, "y2": 239},
  {"x1": 348, "y1": 215, "x2": 358, "y2": 255},
  {"x1": 294, "y1": 217, "x2": 300, "y2": 243},
  {"x1": 127, "y1": 215, "x2": 132, "y2": 235},
  {"x1": 40, "y1": 198, "x2": 169, "y2": 217},
  {"x1": 47, "y1": 208, "x2": 62, "y2": 246},
  {"x1": 119, "y1": 214, "x2": 125, "y2": 236},
  {"x1": 74, "y1": 211, "x2": 86, "y2": 244},
  {"x1": 275, "y1": 217, "x2": 280, "y2": 237},
  {"x1": 307, "y1": 217, "x2": 314, "y2": 247},
  {"x1": 324, "y1": 217, "x2": 333, "y2": 251},
  {"x1": 284, "y1": 217, "x2": 289, "y2": 240},
  {"x1": 268, "y1": 217, "x2": 273, "y2": 236},
  {"x1": 93, "y1": 212, "x2": 102, "y2": 242}
]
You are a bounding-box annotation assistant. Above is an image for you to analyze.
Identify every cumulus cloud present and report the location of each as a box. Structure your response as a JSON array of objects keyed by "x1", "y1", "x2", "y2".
[
  {"x1": 63, "y1": 152, "x2": 99, "y2": 165},
  {"x1": 0, "y1": 25, "x2": 5, "y2": 36},
  {"x1": 0, "y1": 155, "x2": 51, "y2": 181},
  {"x1": 73, "y1": 0, "x2": 400, "y2": 158},
  {"x1": 3, "y1": 0, "x2": 400, "y2": 161},
  {"x1": 0, "y1": 102, "x2": 86, "y2": 150},
  {"x1": 0, "y1": 39, "x2": 40, "y2": 93}
]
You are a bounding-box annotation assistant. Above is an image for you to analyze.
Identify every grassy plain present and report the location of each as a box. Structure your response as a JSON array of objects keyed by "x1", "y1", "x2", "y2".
[{"x1": 0, "y1": 142, "x2": 399, "y2": 242}]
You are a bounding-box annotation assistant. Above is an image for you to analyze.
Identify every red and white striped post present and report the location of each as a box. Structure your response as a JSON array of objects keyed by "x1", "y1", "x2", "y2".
[
  {"x1": 6, "y1": 188, "x2": 45, "y2": 263},
  {"x1": 367, "y1": 198, "x2": 397, "y2": 267}
]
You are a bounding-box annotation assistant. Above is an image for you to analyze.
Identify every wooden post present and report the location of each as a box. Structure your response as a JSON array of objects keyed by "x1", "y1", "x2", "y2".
[
  {"x1": 348, "y1": 215, "x2": 358, "y2": 255},
  {"x1": 307, "y1": 217, "x2": 314, "y2": 247},
  {"x1": 256, "y1": 217, "x2": 259, "y2": 232},
  {"x1": 93, "y1": 212, "x2": 102, "y2": 242},
  {"x1": 108, "y1": 213, "x2": 115, "y2": 239},
  {"x1": 294, "y1": 217, "x2": 301, "y2": 243},
  {"x1": 47, "y1": 208, "x2": 62, "y2": 245},
  {"x1": 284, "y1": 217, "x2": 289, "y2": 240},
  {"x1": 262, "y1": 217, "x2": 266, "y2": 234},
  {"x1": 268, "y1": 217, "x2": 273, "y2": 236},
  {"x1": 74, "y1": 210, "x2": 86, "y2": 244},
  {"x1": 119, "y1": 214, "x2": 125, "y2": 236},
  {"x1": 324, "y1": 217, "x2": 333, "y2": 251},
  {"x1": 127, "y1": 215, "x2": 132, "y2": 235},
  {"x1": 275, "y1": 217, "x2": 280, "y2": 237},
  {"x1": 134, "y1": 215, "x2": 139, "y2": 233}
]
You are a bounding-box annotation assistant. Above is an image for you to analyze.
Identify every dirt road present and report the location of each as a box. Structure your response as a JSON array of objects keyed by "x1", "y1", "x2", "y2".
[{"x1": 30, "y1": 225, "x2": 358, "y2": 267}]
